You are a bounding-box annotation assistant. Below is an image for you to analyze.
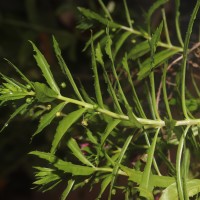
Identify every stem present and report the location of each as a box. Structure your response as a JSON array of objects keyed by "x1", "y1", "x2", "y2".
[
  {"x1": 56, "y1": 94, "x2": 200, "y2": 128},
  {"x1": 176, "y1": 126, "x2": 190, "y2": 200},
  {"x1": 120, "y1": 26, "x2": 183, "y2": 52}
]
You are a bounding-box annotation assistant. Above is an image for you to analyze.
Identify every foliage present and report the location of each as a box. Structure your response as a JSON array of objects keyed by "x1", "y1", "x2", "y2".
[{"x1": 1, "y1": 0, "x2": 200, "y2": 199}]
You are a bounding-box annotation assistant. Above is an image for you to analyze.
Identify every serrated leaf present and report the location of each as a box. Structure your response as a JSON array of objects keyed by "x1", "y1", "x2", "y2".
[
  {"x1": 0, "y1": 93, "x2": 27, "y2": 106},
  {"x1": 138, "y1": 49, "x2": 179, "y2": 80},
  {"x1": 101, "y1": 119, "x2": 121, "y2": 146},
  {"x1": 91, "y1": 36, "x2": 104, "y2": 108},
  {"x1": 32, "y1": 102, "x2": 66, "y2": 138},
  {"x1": 78, "y1": 7, "x2": 121, "y2": 29},
  {"x1": 51, "y1": 108, "x2": 87, "y2": 154},
  {"x1": 30, "y1": 151, "x2": 95, "y2": 176},
  {"x1": 52, "y1": 36, "x2": 83, "y2": 101},
  {"x1": 149, "y1": 21, "x2": 163, "y2": 59},
  {"x1": 30, "y1": 41, "x2": 60, "y2": 94},
  {"x1": 139, "y1": 128, "x2": 160, "y2": 197},
  {"x1": 67, "y1": 137, "x2": 94, "y2": 167},
  {"x1": 61, "y1": 179, "x2": 75, "y2": 200},
  {"x1": 0, "y1": 103, "x2": 29, "y2": 133},
  {"x1": 121, "y1": 164, "x2": 175, "y2": 187},
  {"x1": 33, "y1": 82, "x2": 58, "y2": 103},
  {"x1": 96, "y1": 43, "x2": 104, "y2": 67},
  {"x1": 5, "y1": 59, "x2": 34, "y2": 88}
]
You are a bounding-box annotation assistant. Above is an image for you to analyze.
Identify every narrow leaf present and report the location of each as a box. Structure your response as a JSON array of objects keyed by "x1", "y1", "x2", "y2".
[
  {"x1": 32, "y1": 102, "x2": 66, "y2": 138},
  {"x1": 0, "y1": 103, "x2": 29, "y2": 133},
  {"x1": 34, "y1": 82, "x2": 58, "y2": 103},
  {"x1": 30, "y1": 151, "x2": 95, "y2": 176},
  {"x1": 67, "y1": 137, "x2": 94, "y2": 167},
  {"x1": 51, "y1": 108, "x2": 87, "y2": 154},
  {"x1": 127, "y1": 40, "x2": 150, "y2": 60},
  {"x1": 101, "y1": 119, "x2": 121, "y2": 146},
  {"x1": 52, "y1": 36, "x2": 83, "y2": 101},
  {"x1": 114, "y1": 31, "x2": 132, "y2": 58},
  {"x1": 61, "y1": 179, "x2": 75, "y2": 200},
  {"x1": 5, "y1": 59, "x2": 34, "y2": 88},
  {"x1": 30, "y1": 41, "x2": 60, "y2": 94},
  {"x1": 140, "y1": 128, "x2": 160, "y2": 197},
  {"x1": 78, "y1": 7, "x2": 121, "y2": 29},
  {"x1": 138, "y1": 49, "x2": 179, "y2": 80},
  {"x1": 91, "y1": 36, "x2": 104, "y2": 108}
]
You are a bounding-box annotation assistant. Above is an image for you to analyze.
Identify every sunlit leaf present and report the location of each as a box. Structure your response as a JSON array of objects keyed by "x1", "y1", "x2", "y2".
[
  {"x1": 52, "y1": 36, "x2": 83, "y2": 101},
  {"x1": 30, "y1": 151, "x2": 95, "y2": 176},
  {"x1": 32, "y1": 102, "x2": 67, "y2": 138},
  {"x1": 30, "y1": 41, "x2": 60, "y2": 94},
  {"x1": 67, "y1": 137, "x2": 94, "y2": 167},
  {"x1": 33, "y1": 82, "x2": 58, "y2": 102},
  {"x1": 51, "y1": 108, "x2": 87, "y2": 154}
]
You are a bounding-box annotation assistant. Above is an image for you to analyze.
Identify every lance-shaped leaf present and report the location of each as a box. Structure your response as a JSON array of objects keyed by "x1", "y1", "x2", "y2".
[
  {"x1": 0, "y1": 103, "x2": 29, "y2": 133},
  {"x1": 32, "y1": 102, "x2": 67, "y2": 138},
  {"x1": 138, "y1": 48, "x2": 179, "y2": 80},
  {"x1": 51, "y1": 108, "x2": 87, "y2": 154},
  {"x1": 33, "y1": 82, "x2": 58, "y2": 103},
  {"x1": 30, "y1": 151, "x2": 95, "y2": 176},
  {"x1": 139, "y1": 128, "x2": 160, "y2": 198},
  {"x1": 101, "y1": 119, "x2": 121, "y2": 146},
  {"x1": 52, "y1": 36, "x2": 83, "y2": 101},
  {"x1": 61, "y1": 179, "x2": 75, "y2": 200},
  {"x1": 91, "y1": 35, "x2": 104, "y2": 108},
  {"x1": 30, "y1": 41, "x2": 60, "y2": 94},
  {"x1": 67, "y1": 137, "x2": 94, "y2": 167},
  {"x1": 78, "y1": 7, "x2": 121, "y2": 29}
]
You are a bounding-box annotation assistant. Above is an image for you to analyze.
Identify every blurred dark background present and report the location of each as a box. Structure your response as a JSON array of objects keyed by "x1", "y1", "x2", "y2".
[{"x1": 0, "y1": 0, "x2": 198, "y2": 199}]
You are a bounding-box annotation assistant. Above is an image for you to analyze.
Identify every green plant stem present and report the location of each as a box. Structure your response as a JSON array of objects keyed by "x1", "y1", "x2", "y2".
[
  {"x1": 181, "y1": 0, "x2": 200, "y2": 119},
  {"x1": 176, "y1": 125, "x2": 190, "y2": 200},
  {"x1": 55, "y1": 94, "x2": 200, "y2": 128},
  {"x1": 120, "y1": 26, "x2": 183, "y2": 52}
]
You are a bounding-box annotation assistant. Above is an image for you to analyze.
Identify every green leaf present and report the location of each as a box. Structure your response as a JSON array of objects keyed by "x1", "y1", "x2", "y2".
[
  {"x1": 91, "y1": 36, "x2": 104, "y2": 108},
  {"x1": 78, "y1": 7, "x2": 121, "y2": 29},
  {"x1": 30, "y1": 151, "x2": 95, "y2": 176},
  {"x1": 0, "y1": 103, "x2": 29, "y2": 133},
  {"x1": 101, "y1": 119, "x2": 121, "y2": 146},
  {"x1": 149, "y1": 21, "x2": 163, "y2": 62},
  {"x1": 52, "y1": 36, "x2": 84, "y2": 101},
  {"x1": 147, "y1": 0, "x2": 168, "y2": 33},
  {"x1": 61, "y1": 179, "x2": 75, "y2": 200},
  {"x1": 33, "y1": 82, "x2": 58, "y2": 102},
  {"x1": 51, "y1": 108, "x2": 87, "y2": 154},
  {"x1": 160, "y1": 179, "x2": 200, "y2": 200},
  {"x1": 4, "y1": 59, "x2": 34, "y2": 89},
  {"x1": 67, "y1": 137, "x2": 94, "y2": 167},
  {"x1": 30, "y1": 41, "x2": 60, "y2": 94},
  {"x1": 127, "y1": 40, "x2": 150, "y2": 60},
  {"x1": 123, "y1": 0, "x2": 133, "y2": 28},
  {"x1": 113, "y1": 31, "x2": 132, "y2": 58},
  {"x1": 138, "y1": 49, "x2": 179, "y2": 80},
  {"x1": 121, "y1": 165, "x2": 175, "y2": 187},
  {"x1": 97, "y1": 175, "x2": 112, "y2": 199},
  {"x1": 139, "y1": 128, "x2": 160, "y2": 197},
  {"x1": 96, "y1": 43, "x2": 104, "y2": 68},
  {"x1": 32, "y1": 102, "x2": 67, "y2": 138}
]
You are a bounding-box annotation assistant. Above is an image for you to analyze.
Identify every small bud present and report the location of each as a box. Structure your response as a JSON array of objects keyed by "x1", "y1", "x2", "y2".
[
  {"x1": 60, "y1": 82, "x2": 66, "y2": 88},
  {"x1": 26, "y1": 98, "x2": 32, "y2": 104},
  {"x1": 26, "y1": 84, "x2": 32, "y2": 90}
]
